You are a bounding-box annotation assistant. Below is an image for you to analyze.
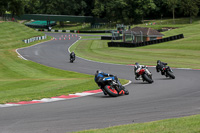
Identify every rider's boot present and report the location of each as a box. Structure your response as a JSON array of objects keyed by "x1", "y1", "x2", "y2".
[
  {"x1": 121, "y1": 86, "x2": 129, "y2": 95},
  {"x1": 124, "y1": 89, "x2": 129, "y2": 95},
  {"x1": 123, "y1": 86, "x2": 129, "y2": 95},
  {"x1": 135, "y1": 75, "x2": 142, "y2": 80}
]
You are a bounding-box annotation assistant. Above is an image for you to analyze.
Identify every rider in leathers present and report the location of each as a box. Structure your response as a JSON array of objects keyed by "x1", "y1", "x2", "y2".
[
  {"x1": 156, "y1": 60, "x2": 168, "y2": 75},
  {"x1": 94, "y1": 70, "x2": 129, "y2": 95},
  {"x1": 134, "y1": 62, "x2": 145, "y2": 80},
  {"x1": 70, "y1": 51, "x2": 75, "y2": 61}
]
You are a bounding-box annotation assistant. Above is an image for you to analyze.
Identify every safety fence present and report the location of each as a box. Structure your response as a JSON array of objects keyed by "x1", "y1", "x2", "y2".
[
  {"x1": 108, "y1": 34, "x2": 184, "y2": 47},
  {"x1": 23, "y1": 35, "x2": 47, "y2": 43}
]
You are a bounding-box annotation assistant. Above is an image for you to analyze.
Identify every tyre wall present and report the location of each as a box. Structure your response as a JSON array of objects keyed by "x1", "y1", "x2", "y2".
[{"x1": 107, "y1": 34, "x2": 184, "y2": 47}]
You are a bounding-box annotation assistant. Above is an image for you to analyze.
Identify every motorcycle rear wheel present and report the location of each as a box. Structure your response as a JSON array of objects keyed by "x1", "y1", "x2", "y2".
[{"x1": 104, "y1": 85, "x2": 119, "y2": 97}]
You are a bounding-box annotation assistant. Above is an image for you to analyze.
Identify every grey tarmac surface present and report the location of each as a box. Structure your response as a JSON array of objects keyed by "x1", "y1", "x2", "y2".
[{"x1": 0, "y1": 33, "x2": 200, "y2": 133}]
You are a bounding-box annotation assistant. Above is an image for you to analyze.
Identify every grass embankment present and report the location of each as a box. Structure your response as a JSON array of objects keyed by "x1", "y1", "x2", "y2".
[
  {"x1": 70, "y1": 18, "x2": 200, "y2": 69},
  {"x1": 137, "y1": 17, "x2": 200, "y2": 30},
  {"x1": 0, "y1": 22, "x2": 128, "y2": 104},
  {"x1": 73, "y1": 114, "x2": 200, "y2": 133}
]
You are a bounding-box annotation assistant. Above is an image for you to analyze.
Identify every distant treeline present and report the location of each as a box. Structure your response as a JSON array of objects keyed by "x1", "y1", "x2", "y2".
[{"x1": 0, "y1": 0, "x2": 200, "y2": 24}]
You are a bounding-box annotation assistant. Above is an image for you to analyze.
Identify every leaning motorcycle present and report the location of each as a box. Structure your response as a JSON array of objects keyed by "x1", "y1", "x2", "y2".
[
  {"x1": 157, "y1": 66, "x2": 175, "y2": 79},
  {"x1": 137, "y1": 66, "x2": 154, "y2": 83},
  {"x1": 102, "y1": 76, "x2": 127, "y2": 97}
]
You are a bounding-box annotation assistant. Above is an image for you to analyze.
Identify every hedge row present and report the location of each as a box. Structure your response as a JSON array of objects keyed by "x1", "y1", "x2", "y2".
[{"x1": 101, "y1": 36, "x2": 122, "y2": 40}]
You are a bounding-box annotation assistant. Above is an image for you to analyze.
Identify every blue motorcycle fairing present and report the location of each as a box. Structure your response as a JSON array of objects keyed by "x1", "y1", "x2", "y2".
[{"x1": 103, "y1": 76, "x2": 115, "y2": 81}]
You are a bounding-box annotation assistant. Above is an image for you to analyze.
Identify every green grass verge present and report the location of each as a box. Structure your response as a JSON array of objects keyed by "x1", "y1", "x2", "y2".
[
  {"x1": 72, "y1": 114, "x2": 200, "y2": 133},
  {"x1": 0, "y1": 22, "x2": 128, "y2": 104},
  {"x1": 70, "y1": 19, "x2": 200, "y2": 69}
]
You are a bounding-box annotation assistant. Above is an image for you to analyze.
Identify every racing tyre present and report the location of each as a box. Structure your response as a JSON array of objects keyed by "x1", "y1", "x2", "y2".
[
  {"x1": 166, "y1": 71, "x2": 175, "y2": 79},
  {"x1": 70, "y1": 58, "x2": 74, "y2": 63},
  {"x1": 142, "y1": 73, "x2": 153, "y2": 83},
  {"x1": 104, "y1": 85, "x2": 118, "y2": 97}
]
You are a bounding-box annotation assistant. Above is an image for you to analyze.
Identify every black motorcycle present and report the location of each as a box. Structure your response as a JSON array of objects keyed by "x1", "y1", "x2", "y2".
[
  {"x1": 156, "y1": 61, "x2": 175, "y2": 79},
  {"x1": 70, "y1": 52, "x2": 75, "y2": 63}
]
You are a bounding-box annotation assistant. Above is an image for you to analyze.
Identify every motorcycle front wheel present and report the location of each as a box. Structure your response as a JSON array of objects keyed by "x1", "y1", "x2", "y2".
[
  {"x1": 142, "y1": 73, "x2": 154, "y2": 83},
  {"x1": 166, "y1": 70, "x2": 175, "y2": 79},
  {"x1": 104, "y1": 85, "x2": 119, "y2": 97},
  {"x1": 70, "y1": 58, "x2": 74, "y2": 63}
]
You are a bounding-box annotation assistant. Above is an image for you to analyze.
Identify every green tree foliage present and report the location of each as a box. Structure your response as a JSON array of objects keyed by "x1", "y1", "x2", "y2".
[
  {"x1": 1, "y1": 0, "x2": 200, "y2": 24},
  {"x1": 24, "y1": 0, "x2": 40, "y2": 14},
  {"x1": 132, "y1": 0, "x2": 156, "y2": 23},
  {"x1": 93, "y1": 0, "x2": 127, "y2": 23},
  {"x1": 92, "y1": 0, "x2": 156, "y2": 24},
  {"x1": 24, "y1": 0, "x2": 88, "y2": 15},
  {"x1": 8, "y1": 0, "x2": 25, "y2": 17},
  {"x1": 0, "y1": 0, "x2": 8, "y2": 16},
  {"x1": 164, "y1": 0, "x2": 180, "y2": 24},
  {"x1": 180, "y1": 0, "x2": 200, "y2": 23}
]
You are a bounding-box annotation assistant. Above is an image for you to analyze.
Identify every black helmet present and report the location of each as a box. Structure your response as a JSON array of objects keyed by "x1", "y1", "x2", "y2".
[{"x1": 157, "y1": 60, "x2": 161, "y2": 64}]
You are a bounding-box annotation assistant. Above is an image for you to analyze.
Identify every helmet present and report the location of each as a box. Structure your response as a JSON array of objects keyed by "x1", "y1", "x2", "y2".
[
  {"x1": 157, "y1": 60, "x2": 161, "y2": 64},
  {"x1": 135, "y1": 62, "x2": 139, "y2": 66},
  {"x1": 96, "y1": 70, "x2": 102, "y2": 74}
]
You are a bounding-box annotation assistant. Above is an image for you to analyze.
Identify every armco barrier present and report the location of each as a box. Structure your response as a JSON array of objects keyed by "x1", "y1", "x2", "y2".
[
  {"x1": 108, "y1": 34, "x2": 184, "y2": 47},
  {"x1": 23, "y1": 35, "x2": 47, "y2": 44}
]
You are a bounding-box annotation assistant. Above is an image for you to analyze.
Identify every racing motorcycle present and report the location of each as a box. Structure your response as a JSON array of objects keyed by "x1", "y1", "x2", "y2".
[
  {"x1": 70, "y1": 53, "x2": 75, "y2": 63},
  {"x1": 156, "y1": 62, "x2": 175, "y2": 79},
  {"x1": 136, "y1": 66, "x2": 154, "y2": 83},
  {"x1": 101, "y1": 76, "x2": 128, "y2": 97},
  {"x1": 70, "y1": 56, "x2": 75, "y2": 63}
]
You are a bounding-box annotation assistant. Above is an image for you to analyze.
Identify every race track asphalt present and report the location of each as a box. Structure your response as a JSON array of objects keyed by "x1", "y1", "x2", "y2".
[{"x1": 0, "y1": 33, "x2": 199, "y2": 133}]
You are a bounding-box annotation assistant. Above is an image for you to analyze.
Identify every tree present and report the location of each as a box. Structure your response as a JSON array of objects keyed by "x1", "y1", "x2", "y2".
[
  {"x1": 0, "y1": 0, "x2": 8, "y2": 16},
  {"x1": 135, "y1": 0, "x2": 156, "y2": 23},
  {"x1": 92, "y1": 0, "x2": 127, "y2": 22},
  {"x1": 8, "y1": 0, "x2": 25, "y2": 18},
  {"x1": 83, "y1": 0, "x2": 95, "y2": 16},
  {"x1": 150, "y1": 0, "x2": 169, "y2": 19},
  {"x1": 180, "y1": 0, "x2": 200, "y2": 24},
  {"x1": 24, "y1": 0, "x2": 40, "y2": 14},
  {"x1": 164, "y1": 0, "x2": 180, "y2": 24},
  {"x1": 124, "y1": 0, "x2": 156, "y2": 24}
]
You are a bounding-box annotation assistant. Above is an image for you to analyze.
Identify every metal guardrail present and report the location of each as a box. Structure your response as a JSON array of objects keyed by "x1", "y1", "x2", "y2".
[{"x1": 23, "y1": 35, "x2": 47, "y2": 43}]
